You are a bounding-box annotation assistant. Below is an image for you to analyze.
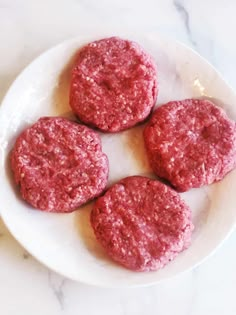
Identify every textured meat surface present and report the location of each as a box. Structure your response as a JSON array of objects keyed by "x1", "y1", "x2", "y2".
[
  {"x1": 70, "y1": 37, "x2": 158, "y2": 132},
  {"x1": 91, "y1": 176, "x2": 193, "y2": 272},
  {"x1": 144, "y1": 99, "x2": 236, "y2": 192},
  {"x1": 11, "y1": 117, "x2": 109, "y2": 212}
]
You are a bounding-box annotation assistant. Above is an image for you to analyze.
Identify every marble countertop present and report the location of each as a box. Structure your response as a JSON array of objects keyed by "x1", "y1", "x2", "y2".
[{"x1": 1, "y1": 0, "x2": 236, "y2": 314}]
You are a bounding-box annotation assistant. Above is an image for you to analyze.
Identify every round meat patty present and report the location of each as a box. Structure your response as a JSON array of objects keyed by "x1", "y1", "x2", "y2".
[
  {"x1": 11, "y1": 117, "x2": 109, "y2": 212},
  {"x1": 91, "y1": 176, "x2": 193, "y2": 272},
  {"x1": 70, "y1": 37, "x2": 158, "y2": 132},
  {"x1": 144, "y1": 99, "x2": 236, "y2": 192}
]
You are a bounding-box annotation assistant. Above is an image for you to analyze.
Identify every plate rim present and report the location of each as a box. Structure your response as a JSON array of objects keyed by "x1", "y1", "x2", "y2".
[{"x1": 1, "y1": 32, "x2": 236, "y2": 287}]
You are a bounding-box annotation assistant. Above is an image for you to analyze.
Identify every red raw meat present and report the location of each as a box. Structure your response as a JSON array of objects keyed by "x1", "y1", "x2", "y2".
[
  {"x1": 91, "y1": 176, "x2": 193, "y2": 271},
  {"x1": 70, "y1": 37, "x2": 158, "y2": 132},
  {"x1": 11, "y1": 117, "x2": 109, "y2": 212},
  {"x1": 144, "y1": 99, "x2": 236, "y2": 191}
]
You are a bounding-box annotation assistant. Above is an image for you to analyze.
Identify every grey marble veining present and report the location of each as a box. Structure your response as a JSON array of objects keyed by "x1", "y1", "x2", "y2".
[
  {"x1": 173, "y1": 0, "x2": 197, "y2": 48},
  {"x1": 1, "y1": 0, "x2": 236, "y2": 314},
  {"x1": 48, "y1": 271, "x2": 66, "y2": 310}
]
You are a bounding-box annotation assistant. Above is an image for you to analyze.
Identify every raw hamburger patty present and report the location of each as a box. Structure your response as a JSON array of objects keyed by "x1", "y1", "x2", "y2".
[
  {"x1": 91, "y1": 176, "x2": 193, "y2": 272},
  {"x1": 11, "y1": 117, "x2": 109, "y2": 212},
  {"x1": 144, "y1": 99, "x2": 236, "y2": 192},
  {"x1": 70, "y1": 37, "x2": 158, "y2": 132}
]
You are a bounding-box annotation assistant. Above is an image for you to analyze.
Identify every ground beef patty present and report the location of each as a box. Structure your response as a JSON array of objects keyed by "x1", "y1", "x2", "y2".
[
  {"x1": 91, "y1": 176, "x2": 193, "y2": 272},
  {"x1": 11, "y1": 117, "x2": 109, "y2": 212},
  {"x1": 144, "y1": 99, "x2": 236, "y2": 192},
  {"x1": 70, "y1": 37, "x2": 158, "y2": 132}
]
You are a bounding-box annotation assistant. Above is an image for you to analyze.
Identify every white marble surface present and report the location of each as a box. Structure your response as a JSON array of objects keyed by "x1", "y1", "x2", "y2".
[{"x1": 1, "y1": 0, "x2": 236, "y2": 313}]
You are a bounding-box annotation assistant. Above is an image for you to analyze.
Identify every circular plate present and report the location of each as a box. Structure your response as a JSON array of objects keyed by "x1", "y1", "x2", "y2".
[{"x1": 1, "y1": 32, "x2": 236, "y2": 287}]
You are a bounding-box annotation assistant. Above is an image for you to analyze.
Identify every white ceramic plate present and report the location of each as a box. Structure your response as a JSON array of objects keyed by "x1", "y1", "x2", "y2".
[{"x1": 1, "y1": 32, "x2": 236, "y2": 288}]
